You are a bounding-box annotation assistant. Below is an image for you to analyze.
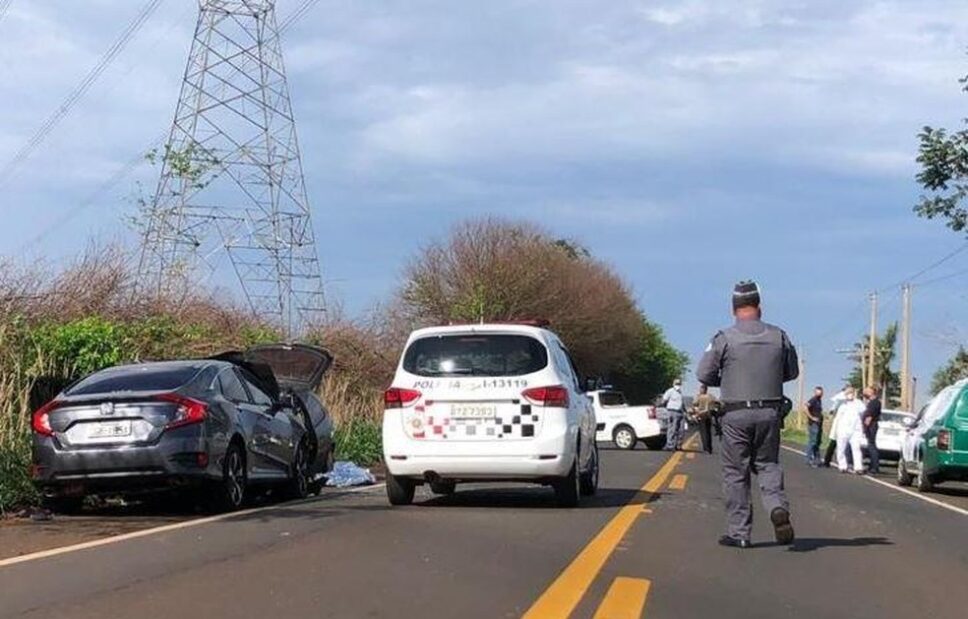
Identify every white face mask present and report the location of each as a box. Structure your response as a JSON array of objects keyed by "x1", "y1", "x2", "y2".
[{"x1": 674, "y1": 385, "x2": 681, "y2": 391}]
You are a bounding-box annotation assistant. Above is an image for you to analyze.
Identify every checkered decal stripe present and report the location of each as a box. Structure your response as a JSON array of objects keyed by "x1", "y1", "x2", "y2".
[{"x1": 413, "y1": 404, "x2": 542, "y2": 440}]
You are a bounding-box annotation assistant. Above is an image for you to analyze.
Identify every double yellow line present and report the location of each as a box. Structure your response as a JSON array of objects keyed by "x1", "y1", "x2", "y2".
[{"x1": 522, "y1": 450, "x2": 685, "y2": 618}]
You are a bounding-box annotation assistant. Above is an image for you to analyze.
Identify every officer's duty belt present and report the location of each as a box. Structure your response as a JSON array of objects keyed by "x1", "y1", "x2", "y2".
[{"x1": 721, "y1": 399, "x2": 785, "y2": 413}]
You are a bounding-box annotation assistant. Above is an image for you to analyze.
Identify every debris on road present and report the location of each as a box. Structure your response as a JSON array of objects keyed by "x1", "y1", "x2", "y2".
[{"x1": 325, "y1": 461, "x2": 376, "y2": 488}]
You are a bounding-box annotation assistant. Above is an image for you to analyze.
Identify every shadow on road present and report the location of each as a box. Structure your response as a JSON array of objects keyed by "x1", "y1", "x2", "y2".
[
  {"x1": 787, "y1": 536, "x2": 893, "y2": 552},
  {"x1": 418, "y1": 486, "x2": 663, "y2": 510}
]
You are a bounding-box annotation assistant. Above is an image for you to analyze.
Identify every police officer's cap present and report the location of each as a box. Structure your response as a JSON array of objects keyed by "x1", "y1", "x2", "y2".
[{"x1": 732, "y1": 280, "x2": 761, "y2": 310}]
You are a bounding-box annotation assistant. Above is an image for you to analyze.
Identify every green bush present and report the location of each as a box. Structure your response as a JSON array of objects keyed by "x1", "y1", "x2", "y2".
[
  {"x1": 333, "y1": 417, "x2": 382, "y2": 465},
  {"x1": 0, "y1": 436, "x2": 36, "y2": 514},
  {"x1": 33, "y1": 317, "x2": 126, "y2": 376}
]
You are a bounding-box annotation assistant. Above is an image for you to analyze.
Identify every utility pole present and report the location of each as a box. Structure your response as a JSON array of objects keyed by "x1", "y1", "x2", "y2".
[
  {"x1": 900, "y1": 284, "x2": 912, "y2": 410},
  {"x1": 867, "y1": 292, "x2": 878, "y2": 389}
]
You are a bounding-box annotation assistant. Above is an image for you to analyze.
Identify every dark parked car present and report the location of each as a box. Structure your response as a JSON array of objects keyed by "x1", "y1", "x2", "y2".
[{"x1": 32, "y1": 344, "x2": 334, "y2": 512}]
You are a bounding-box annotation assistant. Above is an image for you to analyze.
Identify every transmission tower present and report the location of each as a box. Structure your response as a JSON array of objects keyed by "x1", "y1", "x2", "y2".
[{"x1": 138, "y1": 0, "x2": 325, "y2": 335}]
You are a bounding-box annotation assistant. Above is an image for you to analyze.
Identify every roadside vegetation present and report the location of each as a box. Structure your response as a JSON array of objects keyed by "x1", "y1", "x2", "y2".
[{"x1": 0, "y1": 218, "x2": 686, "y2": 512}]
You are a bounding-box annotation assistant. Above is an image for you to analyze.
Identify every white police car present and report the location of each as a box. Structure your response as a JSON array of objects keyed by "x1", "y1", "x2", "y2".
[{"x1": 381, "y1": 321, "x2": 599, "y2": 507}]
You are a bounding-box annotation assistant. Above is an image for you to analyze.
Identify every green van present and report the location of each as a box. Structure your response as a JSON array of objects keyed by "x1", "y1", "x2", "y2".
[{"x1": 897, "y1": 378, "x2": 968, "y2": 492}]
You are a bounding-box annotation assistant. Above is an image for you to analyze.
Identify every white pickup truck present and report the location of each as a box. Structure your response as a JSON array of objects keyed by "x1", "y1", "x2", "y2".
[{"x1": 590, "y1": 390, "x2": 666, "y2": 450}]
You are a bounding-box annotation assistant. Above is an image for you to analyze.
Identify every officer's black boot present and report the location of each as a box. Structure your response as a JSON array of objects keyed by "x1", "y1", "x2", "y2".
[{"x1": 770, "y1": 507, "x2": 795, "y2": 545}]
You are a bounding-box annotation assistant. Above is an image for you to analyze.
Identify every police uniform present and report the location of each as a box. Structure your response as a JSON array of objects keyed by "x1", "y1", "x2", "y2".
[
  {"x1": 691, "y1": 391, "x2": 719, "y2": 454},
  {"x1": 696, "y1": 281, "x2": 799, "y2": 547}
]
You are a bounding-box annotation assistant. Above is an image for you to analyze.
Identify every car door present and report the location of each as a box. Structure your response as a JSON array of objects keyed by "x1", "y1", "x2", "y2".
[
  {"x1": 238, "y1": 368, "x2": 296, "y2": 476},
  {"x1": 556, "y1": 342, "x2": 595, "y2": 467}
]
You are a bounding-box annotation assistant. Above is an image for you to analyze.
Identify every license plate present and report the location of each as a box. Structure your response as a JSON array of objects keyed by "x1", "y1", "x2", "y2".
[
  {"x1": 88, "y1": 421, "x2": 132, "y2": 439},
  {"x1": 451, "y1": 404, "x2": 497, "y2": 419}
]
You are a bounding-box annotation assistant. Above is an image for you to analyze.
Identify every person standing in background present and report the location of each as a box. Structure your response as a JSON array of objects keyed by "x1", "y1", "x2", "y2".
[
  {"x1": 691, "y1": 384, "x2": 719, "y2": 454},
  {"x1": 822, "y1": 385, "x2": 849, "y2": 468},
  {"x1": 805, "y1": 386, "x2": 824, "y2": 467},
  {"x1": 862, "y1": 386, "x2": 882, "y2": 475},
  {"x1": 662, "y1": 378, "x2": 686, "y2": 451},
  {"x1": 833, "y1": 387, "x2": 866, "y2": 474}
]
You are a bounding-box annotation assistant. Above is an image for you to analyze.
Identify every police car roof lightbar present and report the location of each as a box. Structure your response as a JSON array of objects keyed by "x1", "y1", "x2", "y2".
[{"x1": 445, "y1": 319, "x2": 551, "y2": 328}]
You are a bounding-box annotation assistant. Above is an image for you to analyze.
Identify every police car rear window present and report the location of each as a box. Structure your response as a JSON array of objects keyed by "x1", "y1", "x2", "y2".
[
  {"x1": 599, "y1": 392, "x2": 627, "y2": 406},
  {"x1": 403, "y1": 334, "x2": 548, "y2": 377},
  {"x1": 66, "y1": 365, "x2": 201, "y2": 395}
]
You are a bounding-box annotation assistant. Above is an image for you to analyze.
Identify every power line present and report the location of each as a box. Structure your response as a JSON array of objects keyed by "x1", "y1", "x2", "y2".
[
  {"x1": 0, "y1": 0, "x2": 165, "y2": 189},
  {"x1": 11, "y1": 0, "x2": 327, "y2": 254},
  {"x1": 877, "y1": 242, "x2": 968, "y2": 293},
  {"x1": 279, "y1": 0, "x2": 324, "y2": 32},
  {"x1": 15, "y1": 131, "x2": 168, "y2": 253},
  {"x1": 916, "y1": 265, "x2": 968, "y2": 288},
  {"x1": 0, "y1": 0, "x2": 14, "y2": 25}
]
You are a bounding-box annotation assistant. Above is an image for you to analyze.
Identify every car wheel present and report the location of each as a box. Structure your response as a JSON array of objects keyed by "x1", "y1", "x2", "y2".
[
  {"x1": 613, "y1": 425, "x2": 637, "y2": 450},
  {"x1": 214, "y1": 442, "x2": 247, "y2": 512},
  {"x1": 896, "y1": 459, "x2": 913, "y2": 487},
  {"x1": 284, "y1": 440, "x2": 311, "y2": 501},
  {"x1": 554, "y1": 455, "x2": 581, "y2": 508},
  {"x1": 642, "y1": 435, "x2": 667, "y2": 451},
  {"x1": 386, "y1": 472, "x2": 416, "y2": 506},
  {"x1": 430, "y1": 480, "x2": 456, "y2": 495},
  {"x1": 579, "y1": 441, "x2": 599, "y2": 496},
  {"x1": 915, "y1": 466, "x2": 933, "y2": 493},
  {"x1": 42, "y1": 496, "x2": 85, "y2": 515}
]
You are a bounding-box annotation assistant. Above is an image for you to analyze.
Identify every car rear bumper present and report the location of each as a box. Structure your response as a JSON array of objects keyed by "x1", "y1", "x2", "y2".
[
  {"x1": 32, "y1": 432, "x2": 221, "y2": 495},
  {"x1": 383, "y1": 422, "x2": 577, "y2": 480}
]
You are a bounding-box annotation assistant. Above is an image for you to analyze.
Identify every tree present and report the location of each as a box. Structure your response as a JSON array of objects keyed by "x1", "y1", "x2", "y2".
[
  {"x1": 397, "y1": 217, "x2": 684, "y2": 381},
  {"x1": 931, "y1": 347, "x2": 968, "y2": 395},
  {"x1": 847, "y1": 323, "x2": 900, "y2": 405},
  {"x1": 914, "y1": 69, "x2": 968, "y2": 235},
  {"x1": 609, "y1": 317, "x2": 689, "y2": 405}
]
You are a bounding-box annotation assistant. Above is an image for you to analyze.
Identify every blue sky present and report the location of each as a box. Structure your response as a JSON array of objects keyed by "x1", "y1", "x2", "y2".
[{"x1": 1, "y1": 0, "x2": 967, "y2": 406}]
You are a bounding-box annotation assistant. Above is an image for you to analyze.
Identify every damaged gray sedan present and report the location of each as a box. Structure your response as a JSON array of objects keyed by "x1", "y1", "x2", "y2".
[{"x1": 31, "y1": 344, "x2": 334, "y2": 513}]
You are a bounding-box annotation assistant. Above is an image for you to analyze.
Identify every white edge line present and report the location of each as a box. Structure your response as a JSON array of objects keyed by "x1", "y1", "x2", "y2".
[
  {"x1": 0, "y1": 483, "x2": 386, "y2": 569},
  {"x1": 780, "y1": 444, "x2": 968, "y2": 518}
]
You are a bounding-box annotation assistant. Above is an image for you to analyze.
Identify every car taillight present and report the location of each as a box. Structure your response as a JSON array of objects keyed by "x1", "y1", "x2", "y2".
[
  {"x1": 31, "y1": 400, "x2": 61, "y2": 436},
  {"x1": 938, "y1": 429, "x2": 952, "y2": 452},
  {"x1": 158, "y1": 393, "x2": 208, "y2": 429},
  {"x1": 384, "y1": 387, "x2": 421, "y2": 409},
  {"x1": 522, "y1": 386, "x2": 569, "y2": 408},
  {"x1": 646, "y1": 406, "x2": 657, "y2": 420}
]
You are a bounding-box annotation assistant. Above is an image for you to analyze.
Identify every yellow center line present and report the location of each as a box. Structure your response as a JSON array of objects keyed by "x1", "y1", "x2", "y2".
[
  {"x1": 522, "y1": 451, "x2": 682, "y2": 619},
  {"x1": 593, "y1": 577, "x2": 652, "y2": 619},
  {"x1": 668, "y1": 474, "x2": 688, "y2": 491}
]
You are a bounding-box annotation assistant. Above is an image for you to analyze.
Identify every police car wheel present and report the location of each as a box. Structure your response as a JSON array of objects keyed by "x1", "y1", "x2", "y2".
[
  {"x1": 896, "y1": 460, "x2": 913, "y2": 487},
  {"x1": 553, "y1": 457, "x2": 580, "y2": 507},
  {"x1": 386, "y1": 472, "x2": 416, "y2": 506},
  {"x1": 613, "y1": 425, "x2": 636, "y2": 450},
  {"x1": 579, "y1": 442, "x2": 599, "y2": 496}
]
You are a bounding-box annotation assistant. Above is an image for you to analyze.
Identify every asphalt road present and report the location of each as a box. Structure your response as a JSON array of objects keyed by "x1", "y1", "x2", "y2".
[{"x1": 2, "y1": 437, "x2": 967, "y2": 619}]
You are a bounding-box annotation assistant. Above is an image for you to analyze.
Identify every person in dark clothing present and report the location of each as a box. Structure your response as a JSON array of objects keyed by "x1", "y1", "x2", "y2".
[
  {"x1": 697, "y1": 280, "x2": 799, "y2": 549},
  {"x1": 862, "y1": 386, "x2": 882, "y2": 474},
  {"x1": 805, "y1": 386, "x2": 824, "y2": 466}
]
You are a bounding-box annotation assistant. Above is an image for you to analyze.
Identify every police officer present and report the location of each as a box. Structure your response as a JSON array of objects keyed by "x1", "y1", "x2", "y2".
[
  {"x1": 697, "y1": 281, "x2": 799, "y2": 548},
  {"x1": 690, "y1": 384, "x2": 719, "y2": 454}
]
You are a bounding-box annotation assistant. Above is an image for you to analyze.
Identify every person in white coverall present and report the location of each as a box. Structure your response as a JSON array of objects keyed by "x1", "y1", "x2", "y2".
[{"x1": 831, "y1": 387, "x2": 866, "y2": 473}]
